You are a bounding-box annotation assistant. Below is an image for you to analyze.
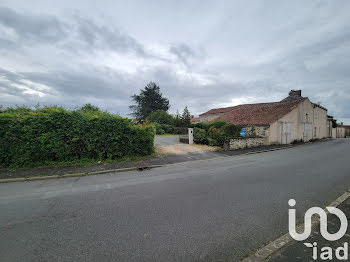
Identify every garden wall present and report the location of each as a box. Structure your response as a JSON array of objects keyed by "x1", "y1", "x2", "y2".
[{"x1": 223, "y1": 137, "x2": 266, "y2": 150}]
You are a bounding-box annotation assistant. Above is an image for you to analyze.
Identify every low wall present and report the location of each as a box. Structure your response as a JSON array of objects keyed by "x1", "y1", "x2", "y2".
[{"x1": 224, "y1": 137, "x2": 265, "y2": 150}]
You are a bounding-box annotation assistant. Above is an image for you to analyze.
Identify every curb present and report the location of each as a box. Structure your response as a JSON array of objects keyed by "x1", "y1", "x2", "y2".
[
  {"x1": 239, "y1": 189, "x2": 350, "y2": 262},
  {"x1": 0, "y1": 142, "x2": 317, "y2": 184},
  {"x1": 0, "y1": 165, "x2": 165, "y2": 184}
]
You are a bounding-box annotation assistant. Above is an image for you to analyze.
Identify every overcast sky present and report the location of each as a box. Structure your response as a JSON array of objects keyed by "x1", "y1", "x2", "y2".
[{"x1": 0, "y1": 1, "x2": 349, "y2": 123}]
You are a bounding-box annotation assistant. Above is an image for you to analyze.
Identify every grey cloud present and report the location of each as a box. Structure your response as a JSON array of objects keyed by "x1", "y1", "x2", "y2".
[
  {"x1": 0, "y1": 7, "x2": 146, "y2": 56},
  {"x1": 0, "y1": 66, "x2": 137, "y2": 115},
  {"x1": 73, "y1": 15, "x2": 146, "y2": 55},
  {"x1": 0, "y1": 7, "x2": 67, "y2": 44},
  {"x1": 170, "y1": 44, "x2": 197, "y2": 66},
  {"x1": 1, "y1": 2, "x2": 350, "y2": 122}
]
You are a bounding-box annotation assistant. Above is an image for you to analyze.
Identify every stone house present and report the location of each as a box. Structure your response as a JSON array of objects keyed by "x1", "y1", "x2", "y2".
[
  {"x1": 333, "y1": 123, "x2": 346, "y2": 138},
  {"x1": 199, "y1": 90, "x2": 329, "y2": 145},
  {"x1": 344, "y1": 125, "x2": 350, "y2": 137},
  {"x1": 190, "y1": 115, "x2": 200, "y2": 124}
]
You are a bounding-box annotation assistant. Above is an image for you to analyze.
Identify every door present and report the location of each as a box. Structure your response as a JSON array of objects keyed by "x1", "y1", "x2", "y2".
[
  {"x1": 281, "y1": 123, "x2": 291, "y2": 144},
  {"x1": 304, "y1": 123, "x2": 311, "y2": 142}
]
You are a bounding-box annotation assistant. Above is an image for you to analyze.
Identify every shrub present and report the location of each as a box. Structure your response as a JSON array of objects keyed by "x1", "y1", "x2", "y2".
[
  {"x1": 191, "y1": 122, "x2": 209, "y2": 130},
  {"x1": 193, "y1": 128, "x2": 207, "y2": 144},
  {"x1": 0, "y1": 105, "x2": 155, "y2": 168},
  {"x1": 173, "y1": 126, "x2": 188, "y2": 135},
  {"x1": 208, "y1": 121, "x2": 227, "y2": 129},
  {"x1": 222, "y1": 123, "x2": 241, "y2": 137},
  {"x1": 153, "y1": 123, "x2": 174, "y2": 134},
  {"x1": 193, "y1": 122, "x2": 241, "y2": 147},
  {"x1": 146, "y1": 110, "x2": 174, "y2": 125},
  {"x1": 161, "y1": 124, "x2": 174, "y2": 134},
  {"x1": 207, "y1": 126, "x2": 225, "y2": 146}
]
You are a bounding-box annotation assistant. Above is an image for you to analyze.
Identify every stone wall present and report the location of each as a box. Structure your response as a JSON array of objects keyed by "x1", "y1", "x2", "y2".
[
  {"x1": 243, "y1": 125, "x2": 269, "y2": 137},
  {"x1": 199, "y1": 113, "x2": 224, "y2": 123},
  {"x1": 224, "y1": 137, "x2": 266, "y2": 151}
]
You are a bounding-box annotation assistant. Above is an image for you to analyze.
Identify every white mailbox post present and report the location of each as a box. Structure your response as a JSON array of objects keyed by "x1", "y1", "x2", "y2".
[{"x1": 188, "y1": 128, "x2": 194, "y2": 144}]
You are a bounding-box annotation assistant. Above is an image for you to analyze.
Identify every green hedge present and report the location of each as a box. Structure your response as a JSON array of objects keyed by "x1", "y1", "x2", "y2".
[
  {"x1": 153, "y1": 123, "x2": 187, "y2": 135},
  {"x1": 0, "y1": 106, "x2": 155, "y2": 168}
]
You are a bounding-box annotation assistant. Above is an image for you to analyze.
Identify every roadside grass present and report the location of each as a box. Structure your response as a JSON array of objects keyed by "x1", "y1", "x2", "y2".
[{"x1": 2, "y1": 153, "x2": 159, "y2": 172}]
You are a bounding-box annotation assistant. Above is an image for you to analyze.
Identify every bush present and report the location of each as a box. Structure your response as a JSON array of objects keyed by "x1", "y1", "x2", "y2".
[
  {"x1": 193, "y1": 128, "x2": 207, "y2": 144},
  {"x1": 153, "y1": 123, "x2": 174, "y2": 134},
  {"x1": 208, "y1": 121, "x2": 227, "y2": 129},
  {"x1": 191, "y1": 122, "x2": 209, "y2": 130},
  {"x1": 208, "y1": 126, "x2": 225, "y2": 146},
  {"x1": 222, "y1": 123, "x2": 241, "y2": 137},
  {"x1": 173, "y1": 126, "x2": 188, "y2": 135},
  {"x1": 146, "y1": 110, "x2": 174, "y2": 125},
  {"x1": 0, "y1": 105, "x2": 155, "y2": 168},
  {"x1": 161, "y1": 124, "x2": 174, "y2": 134},
  {"x1": 193, "y1": 122, "x2": 241, "y2": 147}
]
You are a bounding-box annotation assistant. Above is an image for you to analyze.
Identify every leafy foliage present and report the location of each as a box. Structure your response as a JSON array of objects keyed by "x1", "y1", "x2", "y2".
[
  {"x1": 193, "y1": 128, "x2": 207, "y2": 144},
  {"x1": 181, "y1": 106, "x2": 191, "y2": 127},
  {"x1": 129, "y1": 82, "x2": 170, "y2": 121},
  {"x1": 0, "y1": 105, "x2": 155, "y2": 168},
  {"x1": 146, "y1": 110, "x2": 174, "y2": 125},
  {"x1": 153, "y1": 123, "x2": 173, "y2": 134},
  {"x1": 208, "y1": 126, "x2": 225, "y2": 146},
  {"x1": 192, "y1": 121, "x2": 240, "y2": 147},
  {"x1": 78, "y1": 103, "x2": 100, "y2": 112},
  {"x1": 173, "y1": 110, "x2": 182, "y2": 127}
]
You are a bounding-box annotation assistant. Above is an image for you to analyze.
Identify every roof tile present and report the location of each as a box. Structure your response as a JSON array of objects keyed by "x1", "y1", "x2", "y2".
[{"x1": 201, "y1": 98, "x2": 307, "y2": 125}]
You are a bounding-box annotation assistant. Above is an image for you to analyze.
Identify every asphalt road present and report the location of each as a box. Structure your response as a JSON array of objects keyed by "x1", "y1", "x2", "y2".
[{"x1": 1, "y1": 139, "x2": 349, "y2": 262}]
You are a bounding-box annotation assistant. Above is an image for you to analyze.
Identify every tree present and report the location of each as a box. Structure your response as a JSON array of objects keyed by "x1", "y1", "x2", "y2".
[
  {"x1": 129, "y1": 82, "x2": 170, "y2": 121},
  {"x1": 181, "y1": 106, "x2": 191, "y2": 127},
  {"x1": 174, "y1": 109, "x2": 182, "y2": 127},
  {"x1": 146, "y1": 110, "x2": 174, "y2": 125},
  {"x1": 79, "y1": 104, "x2": 100, "y2": 112}
]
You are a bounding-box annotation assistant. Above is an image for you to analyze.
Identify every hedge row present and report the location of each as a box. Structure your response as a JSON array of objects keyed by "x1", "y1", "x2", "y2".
[
  {"x1": 192, "y1": 121, "x2": 241, "y2": 146},
  {"x1": 0, "y1": 106, "x2": 155, "y2": 168},
  {"x1": 153, "y1": 123, "x2": 188, "y2": 135}
]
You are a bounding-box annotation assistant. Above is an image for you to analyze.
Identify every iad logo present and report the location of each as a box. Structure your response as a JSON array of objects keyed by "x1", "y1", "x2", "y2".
[
  {"x1": 288, "y1": 199, "x2": 348, "y2": 260},
  {"x1": 288, "y1": 199, "x2": 348, "y2": 241}
]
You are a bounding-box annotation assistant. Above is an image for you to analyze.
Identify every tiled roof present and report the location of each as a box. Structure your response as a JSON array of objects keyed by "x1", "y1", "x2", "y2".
[{"x1": 200, "y1": 98, "x2": 307, "y2": 125}]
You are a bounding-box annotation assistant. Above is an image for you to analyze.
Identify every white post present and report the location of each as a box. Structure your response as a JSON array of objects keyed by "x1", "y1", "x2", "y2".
[{"x1": 188, "y1": 128, "x2": 194, "y2": 144}]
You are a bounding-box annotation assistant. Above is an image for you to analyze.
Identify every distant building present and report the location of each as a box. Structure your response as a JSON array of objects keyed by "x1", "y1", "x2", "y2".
[
  {"x1": 190, "y1": 115, "x2": 200, "y2": 124},
  {"x1": 333, "y1": 123, "x2": 346, "y2": 138},
  {"x1": 344, "y1": 125, "x2": 350, "y2": 137},
  {"x1": 199, "y1": 90, "x2": 329, "y2": 145}
]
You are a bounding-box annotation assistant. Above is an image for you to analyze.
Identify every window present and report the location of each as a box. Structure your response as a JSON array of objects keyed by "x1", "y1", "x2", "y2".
[
  {"x1": 306, "y1": 114, "x2": 308, "y2": 122},
  {"x1": 314, "y1": 127, "x2": 317, "y2": 137}
]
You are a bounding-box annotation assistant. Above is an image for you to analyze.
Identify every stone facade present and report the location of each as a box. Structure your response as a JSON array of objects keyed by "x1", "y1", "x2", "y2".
[
  {"x1": 199, "y1": 113, "x2": 225, "y2": 123},
  {"x1": 332, "y1": 127, "x2": 346, "y2": 138},
  {"x1": 243, "y1": 125, "x2": 269, "y2": 137},
  {"x1": 224, "y1": 137, "x2": 266, "y2": 151},
  {"x1": 345, "y1": 126, "x2": 350, "y2": 137},
  {"x1": 269, "y1": 99, "x2": 328, "y2": 144}
]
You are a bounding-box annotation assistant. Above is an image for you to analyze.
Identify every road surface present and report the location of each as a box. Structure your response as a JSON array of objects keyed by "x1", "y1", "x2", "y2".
[{"x1": 1, "y1": 139, "x2": 349, "y2": 262}]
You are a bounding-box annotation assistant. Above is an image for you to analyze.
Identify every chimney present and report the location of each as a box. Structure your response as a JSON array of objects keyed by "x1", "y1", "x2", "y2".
[
  {"x1": 281, "y1": 90, "x2": 303, "y2": 102},
  {"x1": 288, "y1": 90, "x2": 302, "y2": 97}
]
